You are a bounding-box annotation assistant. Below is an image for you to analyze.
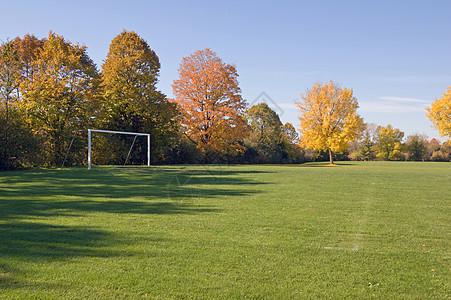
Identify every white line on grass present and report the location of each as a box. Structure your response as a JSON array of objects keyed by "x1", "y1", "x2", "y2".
[{"x1": 324, "y1": 198, "x2": 371, "y2": 252}]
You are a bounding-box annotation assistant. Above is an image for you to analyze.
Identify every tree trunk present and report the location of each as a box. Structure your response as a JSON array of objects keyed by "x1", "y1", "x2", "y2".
[{"x1": 328, "y1": 149, "x2": 334, "y2": 165}]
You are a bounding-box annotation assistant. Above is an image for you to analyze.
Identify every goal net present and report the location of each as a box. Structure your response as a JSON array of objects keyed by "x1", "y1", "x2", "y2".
[{"x1": 61, "y1": 129, "x2": 150, "y2": 170}]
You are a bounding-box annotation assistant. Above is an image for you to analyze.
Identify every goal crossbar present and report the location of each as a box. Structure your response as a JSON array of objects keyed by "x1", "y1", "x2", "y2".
[{"x1": 88, "y1": 129, "x2": 150, "y2": 170}]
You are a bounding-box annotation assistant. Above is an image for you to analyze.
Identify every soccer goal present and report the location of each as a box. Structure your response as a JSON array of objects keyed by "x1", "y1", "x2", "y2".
[{"x1": 61, "y1": 129, "x2": 151, "y2": 170}]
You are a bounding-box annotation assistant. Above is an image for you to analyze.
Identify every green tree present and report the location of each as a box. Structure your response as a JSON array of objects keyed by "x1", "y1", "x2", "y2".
[
  {"x1": 358, "y1": 136, "x2": 374, "y2": 161},
  {"x1": 375, "y1": 124, "x2": 404, "y2": 160},
  {"x1": 281, "y1": 122, "x2": 305, "y2": 163},
  {"x1": 100, "y1": 30, "x2": 178, "y2": 164},
  {"x1": 244, "y1": 104, "x2": 303, "y2": 164},
  {"x1": 405, "y1": 134, "x2": 427, "y2": 161},
  {"x1": 356, "y1": 123, "x2": 378, "y2": 161},
  {"x1": 245, "y1": 103, "x2": 284, "y2": 163},
  {"x1": 20, "y1": 32, "x2": 100, "y2": 166}
]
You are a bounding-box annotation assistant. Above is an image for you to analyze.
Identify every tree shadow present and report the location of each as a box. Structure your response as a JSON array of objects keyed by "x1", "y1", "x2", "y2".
[
  {"x1": 0, "y1": 222, "x2": 120, "y2": 260},
  {"x1": 0, "y1": 167, "x2": 270, "y2": 202},
  {"x1": 0, "y1": 166, "x2": 271, "y2": 292}
]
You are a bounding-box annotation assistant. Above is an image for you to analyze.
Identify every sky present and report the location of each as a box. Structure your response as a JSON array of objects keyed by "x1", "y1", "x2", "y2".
[{"x1": 1, "y1": 0, "x2": 450, "y2": 141}]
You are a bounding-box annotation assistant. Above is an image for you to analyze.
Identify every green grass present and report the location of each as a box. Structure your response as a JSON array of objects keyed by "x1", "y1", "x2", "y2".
[{"x1": 0, "y1": 162, "x2": 450, "y2": 299}]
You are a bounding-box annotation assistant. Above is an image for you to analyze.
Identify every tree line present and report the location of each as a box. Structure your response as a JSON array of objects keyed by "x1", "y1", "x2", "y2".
[{"x1": 1, "y1": 30, "x2": 450, "y2": 170}]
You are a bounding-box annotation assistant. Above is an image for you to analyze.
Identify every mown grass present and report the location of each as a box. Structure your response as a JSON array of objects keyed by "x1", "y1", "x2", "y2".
[{"x1": 0, "y1": 162, "x2": 450, "y2": 299}]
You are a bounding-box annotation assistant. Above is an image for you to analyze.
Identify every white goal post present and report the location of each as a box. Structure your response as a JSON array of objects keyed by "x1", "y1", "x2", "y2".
[{"x1": 87, "y1": 129, "x2": 151, "y2": 170}]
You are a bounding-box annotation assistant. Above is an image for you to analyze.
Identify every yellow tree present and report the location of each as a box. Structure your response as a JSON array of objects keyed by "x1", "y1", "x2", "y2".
[
  {"x1": 20, "y1": 32, "x2": 99, "y2": 165},
  {"x1": 296, "y1": 81, "x2": 364, "y2": 164},
  {"x1": 427, "y1": 86, "x2": 451, "y2": 138},
  {"x1": 172, "y1": 48, "x2": 247, "y2": 159}
]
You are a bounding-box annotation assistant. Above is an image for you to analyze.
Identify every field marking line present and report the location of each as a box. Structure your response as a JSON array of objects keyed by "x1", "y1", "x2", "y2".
[{"x1": 324, "y1": 197, "x2": 371, "y2": 252}]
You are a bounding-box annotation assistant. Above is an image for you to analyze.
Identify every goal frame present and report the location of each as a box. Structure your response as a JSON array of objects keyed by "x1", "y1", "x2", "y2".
[{"x1": 87, "y1": 129, "x2": 150, "y2": 170}]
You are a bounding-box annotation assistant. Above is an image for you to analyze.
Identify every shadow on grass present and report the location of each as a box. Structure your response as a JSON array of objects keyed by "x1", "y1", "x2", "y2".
[
  {"x1": 0, "y1": 167, "x2": 269, "y2": 202},
  {"x1": 0, "y1": 166, "x2": 270, "y2": 291},
  {"x1": 0, "y1": 222, "x2": 120, "y2": 259}
]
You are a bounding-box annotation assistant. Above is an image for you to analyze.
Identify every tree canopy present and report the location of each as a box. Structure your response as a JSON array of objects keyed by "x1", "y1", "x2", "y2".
[
  {"x1": 172, "y1": 48, "x2": 247, "y2": 159},
  {"x1": 245, "y1": 103, "x2": 283, "y2": 163},
  {"x1": 19, "y1": 32, "x2": 99, "y2": 165},
  {"x1": 1, "y1": 30, "x2": 450, "y2": 169},
  {"x1": 296, "y1": 80, "x2": 364, "y2": 164},
  {"x1": 375, "y1": 124, "x2": 404, "y2": 161},
  {"x1": 100, "y1": 30, "x2": 179, "y2": 164},
  {"x1": 427, "y1": 86, "x2": 451, "y2": 138}
]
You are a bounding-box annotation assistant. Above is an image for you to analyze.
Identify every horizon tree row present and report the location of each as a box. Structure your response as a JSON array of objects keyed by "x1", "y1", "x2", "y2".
[{"x1": 1, "y1": 30, "x2": 450, "y2": 170}]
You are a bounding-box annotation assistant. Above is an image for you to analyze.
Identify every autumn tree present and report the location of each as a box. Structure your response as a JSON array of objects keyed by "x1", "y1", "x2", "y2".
[
  {"x1": 0, "y1": 41, "x2": 21, "y2": 121},
  {"x1": 19, "y1": 32, "x2": 99, "y2": 165},
  {"x1": 425, "y1": 138, "x2": 441, "y2": 160},
  {"x1": 13, "y1": 34, "x2": 43, "y2": 94},
  {"x1": 0, "y1": 41, "x2": 21, "y2": 169},
  {"x1": 0, "y1": 36, "x2": 44, "y2": 169},
  {"x1": 100, "y1": 30, "x2": 178, "y2": 164},
  {"x1": 374, "y1": 124, "x2": 404, "y2": 160},
  {"x1": 296, "y1": 80, "x2": 364, "y2": 164},
  {"x1": 172, "y1": 48, "x2": 247, "y2": 160},
  {"x1": 430, "y1": 139, "x2": 451, "y2": 161},
  {"x1": 427, "y1": 87, "x2": 451, "y2": 138}
]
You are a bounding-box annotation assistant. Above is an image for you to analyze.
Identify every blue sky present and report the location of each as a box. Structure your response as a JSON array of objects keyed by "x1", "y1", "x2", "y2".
[{"x1": 2, "y1": 0, "x2": 450, "y2": 140}]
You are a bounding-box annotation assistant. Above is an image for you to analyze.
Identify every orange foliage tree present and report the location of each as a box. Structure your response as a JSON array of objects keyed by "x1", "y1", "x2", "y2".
[{"x1": 172, "y1": 48, "x2": 247, "y2": 158}]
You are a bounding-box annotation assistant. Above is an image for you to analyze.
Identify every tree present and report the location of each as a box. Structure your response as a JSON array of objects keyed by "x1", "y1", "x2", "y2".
[
  {"x1": 296, "y1": 80, "x2": 364, "y2": 164},
  {"x1": 282, "y1": 122, "x2": 300, "y2": 145},
  {"x1": 100, "y1": 30, "x2": 178, "y2": 164},
  {"x1": 427, "y1": 87, "x2": 451, "y2": 138},
  {"x1": 430, "y1": 139, "x2": 451, "y2": 161},
  {"x1": 356, "y1": 123, "x2": 378, "y2": 161},
  {"x1": 0, "y1": 41, "x2": 22, "y2": 169},
  {"x1": 0, "y1": 41, "x2": 21, "y2": 120},
  {"x1": 172, "y1": 48, "x2": 247, "y2": 160},
  {"x1": 405, "y1": 134, "x2": 427, "y2": 161},
  {"x1": 374, "y1": 124, "x2": 404, "y2": 160},
  {"x1": 358, "y1": 136, "x2": 375, "y2": 161},
  {"x1": 425, "y1": 138, "x2": 441, "y2": 159},
  {"x1": 19, "y1": 32, "x2": 100, "y2": 165},
  {"x1": 13, "y1": 34, "x2": 43, "y2": 95},
  {"x1": 439, "y1": 139, "x2": 451, "y2": 161},
  {"x1": 0, "y1": 36, "x2": 44, "y2": 170},
  {"x1": 281, "y1": 122, "x2": 305, "y2": 163},
  {"x1": 245, "y1": 103, "x2": 284, "y2": 163}
]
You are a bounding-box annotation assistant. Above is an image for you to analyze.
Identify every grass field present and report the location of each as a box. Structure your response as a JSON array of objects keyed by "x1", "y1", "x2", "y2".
[{"x1": 0, "y1": 162, "x2": 450, "y2": 299}]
